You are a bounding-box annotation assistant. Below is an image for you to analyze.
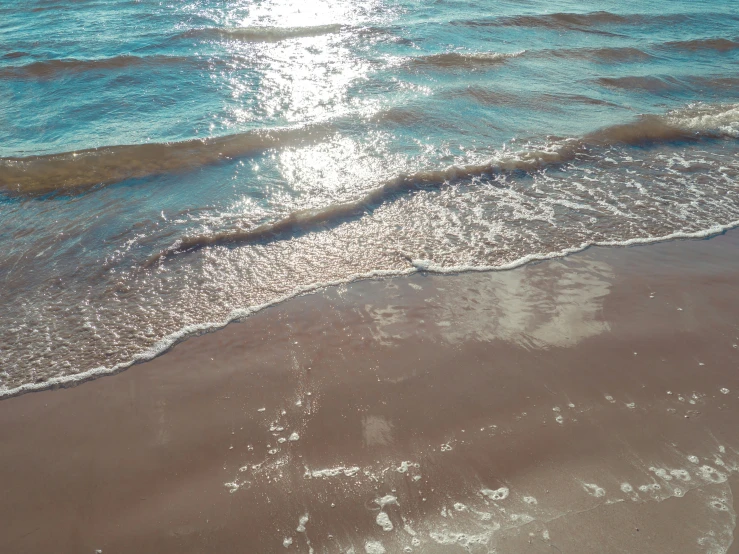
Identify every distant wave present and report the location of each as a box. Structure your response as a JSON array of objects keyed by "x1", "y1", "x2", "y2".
[
  {"x1": 501, "y1": 10, "x2": 632, "y2": 27},
  {"x1": 549, "y1": 46, "x2": 653, "y2": 63},
  {"x1": 597, "y1": 75, "x2": 683, "y2": 92},
  {"x1": 1, "y1": 51, "x2": 29, "y2": 60},
  {"x1": 484, "y1": 40, "x2": 739, "y2": 64},
  {"x1": 178, "y1": 24, "x2": 343, "y2": 42},
  {"x1": 691, "y1": 77, "x2": 739, "y2": 92},
  {"x1": 411, "y1": 39, "x2": 737, "y2": 72},
  {"x1": 410, "y1": 51, "x2": 524, "y2": 68},
  {"x1": 597, "y1": 74, "x2": 739, "y2": 93},
  {"x1": 148, "y1": 103, "x2": 739, "y2": 263},
  {"x1": 0, "y1": 124, "x2": 332, "y2": 195},
  {"x1": 663, "y1": 38, "x2": 739, "y2": 53},
  {"x1": 0, "y1": 54, "x2": 196, "y2": 79},
  {"x1": 538, "y1": 93, "x2": 621, "y2": 107},
  {"x1": 454, "y1": 11, "x2": 690, "y2": 30},
  {"x1": 444, "y1": 86, "x2": 520, "y2": 105},
  {"x1": 448, "y1": 87, "x2": 621, "y2": 108},
  {"x1": 30, "y1": 3, "x2": 68, "y2": 12},
  {"x1": 372, "y1": 107, "x2": 430, "y2": 125},
  {"x1": 542, "y1": 38, "x2": 739, "y2": 61},
  {"x1": 381, "y1": 87, "x2": 616, "y2": 117}
]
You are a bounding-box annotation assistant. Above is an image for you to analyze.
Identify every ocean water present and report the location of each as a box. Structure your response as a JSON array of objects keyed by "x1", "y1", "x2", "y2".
[{"x1": 1, "y1": 0, "x2": 739, "y2": 396}]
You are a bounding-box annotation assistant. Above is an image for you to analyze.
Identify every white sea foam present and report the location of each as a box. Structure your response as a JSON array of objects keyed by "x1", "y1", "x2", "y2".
[
  {"x1": 304, "y1": 465, "x2": 360, "y2": 479},
  {"x1": 375, "y1": 495, "x2": 398, "y2": 509},
  {"x1": 670, "y1": 469, "x2": 691, "y2": 482},
  {"x1": 376, "y1": 511, "x2": 393, "y2": 531},
  {"x1": 583, "y1": 483, "x2": 606, "y2": 497},
  {"x1": 664, "y1": 103, "x2": 739, "y2": 138},
  {"x1": 698, "y1": 465, "x2": 727, "y2": 483},
  {"x1": 650, "y1": 467, "x2": 673, "y2": 481},
  {"x1": 297, "y1": 513, "x2": 309, "y2": 533},
  {"x1": 481, "y1": 487, "x2": 509, "y2": 501},
  {"x1": 407, "y1": 221, "x2": 739, "y2": 276},
  {"x1": 4, "y1": 221, "x2": 739, "y2": 400},
  {"x1": 396, "y1": 461, "x2": 419, "y2": 473},
  {"x1": 364, "y1": 540, "x2": 386, "y2": 554},
  {"x1": 429, "y1": 529, "x2": 496, "y2": 549}
]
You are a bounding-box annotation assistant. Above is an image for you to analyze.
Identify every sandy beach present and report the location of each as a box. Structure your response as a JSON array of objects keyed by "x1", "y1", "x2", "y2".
[
  {"x1": 2, "y1": 232, "x2": 739, "y2": 553},
  {"x1": 4, "y1": 1, "x2": 739, "y2": 552}
]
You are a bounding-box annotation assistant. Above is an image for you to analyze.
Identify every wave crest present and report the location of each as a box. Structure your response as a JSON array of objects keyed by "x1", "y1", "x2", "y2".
[
  {"x1": 552, "y1": 46, "x2": 652, "y2": 62},
  {"x1": 508, "y1": 11, "x2": 630, "y2": 27},
  {"x1": 410, "y1": 51, "x2": 524, "y2": 68},
  {"x1": 0, "y1": 55, "x2": 193, "y2": 79},
  {"x1": 664, "y1": 38, "x2": 739, "y2": 52},
  {"x1": 179, "y1": 24, "x2": 342, "y2": 42},
  {"x1": 597, "y1": 74, "x2": 739, "y2": 94},
  {"x1": 0, "y1": 124, "x2": 332, "y2": 195}
]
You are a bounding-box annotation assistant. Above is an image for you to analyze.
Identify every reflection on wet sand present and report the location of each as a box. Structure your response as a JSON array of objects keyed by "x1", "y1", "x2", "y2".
[{"x1": 367, "y1": 258, "x2": 612, "y2": 349}]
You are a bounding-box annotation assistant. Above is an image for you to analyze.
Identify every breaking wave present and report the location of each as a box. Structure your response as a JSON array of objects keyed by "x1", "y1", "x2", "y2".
[
  {"x1": 148, "y1": 103, "x2": 739, "y2": 263},
  {"x1": 0, "y1": 124, "x2": 332, "y2": 195},
  {"x1": 0, "y1": 54, "x2": 196, "y2": 79}
]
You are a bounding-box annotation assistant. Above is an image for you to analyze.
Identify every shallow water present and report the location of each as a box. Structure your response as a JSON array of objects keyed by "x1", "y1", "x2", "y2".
[{"x1": 1, "y1": 0, "x2": 739, "y2": 394}]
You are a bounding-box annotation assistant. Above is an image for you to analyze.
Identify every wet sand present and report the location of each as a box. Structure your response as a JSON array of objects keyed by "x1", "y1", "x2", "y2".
[{"x1": 2, "y1": 232, "x2": 739, "y2": 553}]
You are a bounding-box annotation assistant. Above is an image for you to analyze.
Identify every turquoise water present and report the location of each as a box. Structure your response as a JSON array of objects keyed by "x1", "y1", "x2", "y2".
[{"x1": 1, "y1": 0, "x2": 739, "y2": 395}]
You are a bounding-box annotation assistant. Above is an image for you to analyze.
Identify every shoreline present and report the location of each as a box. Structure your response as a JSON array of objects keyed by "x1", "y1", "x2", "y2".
[
  {"x1": 2, "y1": 230, "x2": 739, "y2": 552},
  {"x1": 4, "y1": 220, "x2": 739, "y2": 401}
]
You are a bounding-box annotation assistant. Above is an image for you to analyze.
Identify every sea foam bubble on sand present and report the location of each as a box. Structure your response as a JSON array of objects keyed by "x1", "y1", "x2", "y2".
[
  {"x1": 376, "y1": 511, "x2": 393, "y2": 531},
  {"x1": 480, "y1": 487, "x2": 509, "y2": 501},
  {"x1": 364, "y1": 540, "x2": 386, "y2": 553}
]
